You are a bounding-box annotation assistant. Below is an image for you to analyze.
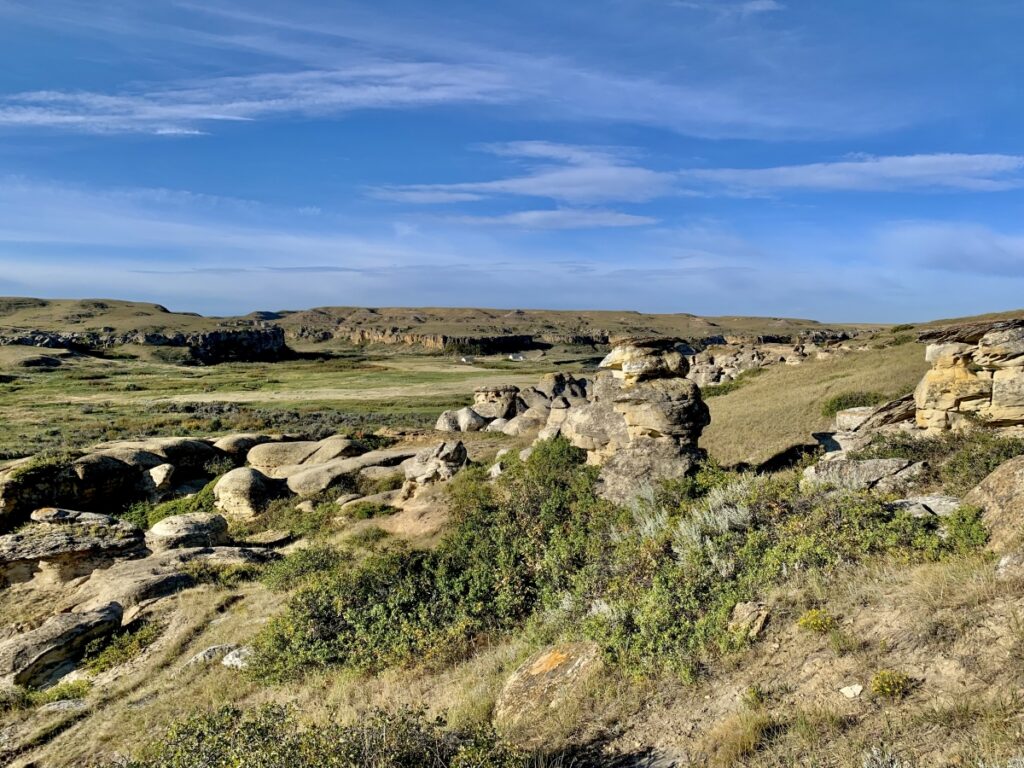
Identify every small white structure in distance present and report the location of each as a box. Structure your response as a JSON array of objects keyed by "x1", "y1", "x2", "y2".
[
  {"x1": 460, "y1": 356, "x2": 476, "y2": 364},
  {"x1": 508, "y1": 353, "x2": 526, "y2": 362}
]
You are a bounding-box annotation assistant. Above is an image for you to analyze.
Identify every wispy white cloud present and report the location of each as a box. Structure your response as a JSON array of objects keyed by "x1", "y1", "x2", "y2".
[
  {"x1": 0, "y1": 64, "x2": 515, "y2": 134},
  {"x1": 448, "y1": 209, "x2": 657, "y2": 229},
  {"x1": 682, "y1": 154, "x2": 1024, "y2": 194},
  {"x1": 672, "y1": 0, "x2": 785, "y2": 17},
  {"x1": 372, "y1": 142, "x2": 676, "y2": 205}
]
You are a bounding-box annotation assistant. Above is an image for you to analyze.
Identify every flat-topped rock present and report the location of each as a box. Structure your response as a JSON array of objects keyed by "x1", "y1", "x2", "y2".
[
  {"x1": 600, "y1": 337, "x2": 689, "y2": 385},
  {"x1": 402, "y1": 442, "x2": 467, "y2": 486},
  {"x1": 247, "y1": 436, "x2": 363, "y2": 472}
]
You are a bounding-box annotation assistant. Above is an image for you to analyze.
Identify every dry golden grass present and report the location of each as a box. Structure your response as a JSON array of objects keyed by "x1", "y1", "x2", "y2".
[{"x1": 702, "y1": 342, "x2": 929, "y2": 466}]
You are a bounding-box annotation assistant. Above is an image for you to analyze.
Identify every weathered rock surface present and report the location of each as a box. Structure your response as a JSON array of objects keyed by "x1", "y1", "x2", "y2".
[
  {"x1": 67, "y1": 546, "x2": 279, "y2": 612},
  {"x1": 494, "y1": 642, "x2": 603, "y2": 740},
  {"x1": 145, "y1": 513, "x2": 229, "y2": 551},
  {"x1": 284, "y1": 448, "x2": 418, "y2": 497},
  {"x1": 887, "y1": 495, "x2": 962, "y2": 519},
  {"x1": 802, "y1": 456, "x2": 925, "y2": 492},
  {"x1": 212, "y1": 433, "x2": 276, "y2": 459},
  {"x1": 915, "y1": 321, "x2": 1024, "y2": 433},
  {"x1": 0, "y1": 510, "x2": 143, "y2": 585},
  {"x1": 964, "y1": 455, "x2": 1024, "y2": 553},
  {"x1": 472, "y1": 385, "x2": 521, "y2": 420},
  {"x1": 0, "y1": 602, "x2": 123, "y2": 688},
  {"x1": 600, "y1": 337, "x2": 688, "y2": 384},
  {"x1": 401, "y1": 442, "x2": 468, "y2": 486},
  {"x1": 213, "y1": 467, "x2": 283, "y2": 520},
  {"x1": 247, "y1": 436, "x2": 362, "y2": 473}
]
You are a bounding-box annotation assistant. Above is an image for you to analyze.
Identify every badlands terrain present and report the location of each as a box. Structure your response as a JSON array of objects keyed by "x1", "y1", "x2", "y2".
[{"x1": 1, "y1": 298, "x2": 1024, "y2": 767}]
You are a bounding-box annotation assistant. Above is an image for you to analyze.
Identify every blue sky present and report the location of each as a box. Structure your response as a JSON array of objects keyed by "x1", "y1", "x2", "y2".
[{"x1": 1, "y1": 1, "x2": 1023, "y2": 321}]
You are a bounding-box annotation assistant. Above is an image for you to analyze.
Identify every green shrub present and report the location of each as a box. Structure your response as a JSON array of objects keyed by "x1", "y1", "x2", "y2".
[
  {"x1": 261, "y1": 545, "x2": 350, "y2": 592},
  {"x1": 357, "y1": 471, "x2": 405, "y2": 496},
  {"x1": 181, "y1": 560, "x2": 262, "y2": 589},
  {"x1": 247, "y1": 438, "x2": 983, "y2": 684},
  {"x1": 797, "y1": 608, "x2": 838, "y2": 634},
  {"x1": 855, "y1": 430, "x2": 1024, "y2": 495},
  {"x1": 1, "y1": 679, "x2": 94, "y2": 711},
  {"x1": 85, "y1": 622, "x2": 163, "y2": 673},
  {"x1": 942, "y1": 505, "x2": 989, "y2": 552},
  {"x1": 248, "y1": 437, "x2": 615, "y2": 680},
  {"x1": 870, "y1": 669, "x2": 912, "y2": 699},
  {"x1": 253, "y1": 492, "x2": 337, "y2": 538},
  {"x1": 141, "y1": 480, "x2": 219, "y2": 528},
  {"x1": 820, "y1": 391, "x2": 888, "y2": 418},
  {"x1": 701, "y1": 368, "x2": 765, "y2": 398},
  {"x1": 347, "y1": 527, "x2": 391, "y2": 548},
  {"x1": 343, "y1": 501, "x2": 397, "y2": 520},
  {"x1": 108, "y1": 705, "x2": 527, "y2": 768}
]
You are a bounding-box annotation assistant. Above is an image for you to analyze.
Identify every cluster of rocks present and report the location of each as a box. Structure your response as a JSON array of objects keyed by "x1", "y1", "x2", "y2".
[
  {"x1": 437, "y1": 337, "x2": 711, "y2": 504},
  {"x1": 914, "y1": 320, "x2": 1024, "y2": 434},
  {"x1": 436, "y1": 374, "x2": 590, "y2": 438},
  {"x1": 686, "y1": 341, "x2": 845, "y2": 388}
]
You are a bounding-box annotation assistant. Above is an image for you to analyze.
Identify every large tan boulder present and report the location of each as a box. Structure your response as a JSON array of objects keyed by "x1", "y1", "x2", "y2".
[
  {"x1": 964, "y1": 455, "x2": 1024, "y2": 553},
  {"x1": 401, "y1": 442, "x2": 467, "y2": 485},
  {"x1": 613, "y1": 377, "x2": 709, "y2": 443},
  {"x1": 0, "y1": 602, "x2": 123, "y2": 688},
  {"x1": 213, "y1": 467, "x2": 283, "y2": 520},
  {"x1": 145, "y1": 513, "x2": 229, "y2": 551},
  {"x1": 212, "y1": 433, "x2": 277, "y2": 459},
  {"x1": 472, "y1": 385, "x2": 520, "y2": 420},
  {"x1": 493, "y1": 642, "x2": 603, "y2": 741}
]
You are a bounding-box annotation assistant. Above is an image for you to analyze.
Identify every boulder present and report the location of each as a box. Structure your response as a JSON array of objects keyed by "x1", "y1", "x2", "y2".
[
  {"x1": 517, "y1": 387, "x2": 552, "y2": 411},
  {"x1": 728, "y1": 601, "x2": 770, "y2": 640},
  {"x1": 247, "y1": 441, "x2": 320, "y2": 471},
  {"x1": 455, "y1": 407, "x2": 488, "y2": 432},
  {"x1": 485, "y1": 418, "x2": 510, "y2": 433},
  {"x1": 213, "y1": 467, "x2": 283, "y2": 520},
  {"x1": 964, "y1": 455, "x2": 1024, "y2": 553},
  {"x1": 599, "y1": 438, "x2": 703, "y2": 505},
  {"x1": 93, "y1": 438, "x2": 220, "y2": 473},
  {"x1": 501, "y1": 409, "x2": 549, "y2": 437},
  {"x1": 145, "y1": 513, "x2": 229, "y2": 551},
  {"x1": 140, "y1": 463, "x2": 176, "y2": 501},
  {"x1": 221, "y1": 646, "x2": 253, "y2": 670},
  {"x1": 802, "y1": 457, "x2": 926, "y2": 492},
  {"x1": 183, "y1": 644, "x2": 238, "y2": 668},
  {"x1": 435, "y1": 410, "x2": 461, "y2": 432},
  {"x1": 599, "y1": 337, "x2": 689, "y2": 385},
  {"x1": 493, "y1": 642, "x2": 603, "y2": 740},
  {"x1": 401, "y1": 442, "x2": 468, "y2": 485},
  {"x1": 472, "y1": 385, "x2": 520, "y2": 420},
  {"x1": 0, "y1": 602, "x2": 123, "y2": 688},
  {"x1": 887, "y1": 495, "x2": 962, "y2": 519},
  {"x1": 284, "y1": 448, "x2": 418, "y2": 497},
  {"x1": 613, "y1": 377, "x2": 709, "y2": 443},
  {"x1": 834, "y1": 406, "x2": 876, "y2": 432},
  {"x1": 212, "y1": 433, "x2": 276, "y2": 459}
]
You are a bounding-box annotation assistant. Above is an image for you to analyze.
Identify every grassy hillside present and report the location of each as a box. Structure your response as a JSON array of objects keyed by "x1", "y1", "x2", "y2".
[{"x1": 703, "y1": 340, "x2": 929, "y2": 466}]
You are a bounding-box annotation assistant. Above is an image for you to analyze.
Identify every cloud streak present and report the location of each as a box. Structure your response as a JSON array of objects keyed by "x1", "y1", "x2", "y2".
[{"x1": 683, "y1": 154, "x2": 1024, "y2": 194}]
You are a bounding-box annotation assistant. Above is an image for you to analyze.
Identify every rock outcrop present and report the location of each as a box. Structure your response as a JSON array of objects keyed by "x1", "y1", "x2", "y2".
[
  {"x1": 963, "y1": 454, "x2": 1024, "y2": 553},
  {"x1": 213, "y1": 467, "x2": 283, "y2": 520},
  {"x1": 915, "y1": 320, "x2": 1024, "y2": 433},
  {"x1": 401, "y1": 442, "x2": 468, "y2": 488},
  {"x1": 562, "y1": 338, "x2": 709, "y2": 503},
  {"x1": 0, "y1": 602, "x2": 123, "y2": 688},
  {"x1": 0, "y1": 509, "x2": 143, "y2": 585},
  {"x1": 802, "y1": 456, "x2": 925, "y2": 492},
  {"x1": 493, "y1": 642, "x2": 603, "y2": 741}
]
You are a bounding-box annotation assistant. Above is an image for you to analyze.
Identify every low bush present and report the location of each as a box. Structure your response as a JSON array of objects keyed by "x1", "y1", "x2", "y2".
[
  {"x1": 854, "y1": 429, "x2": 1024, "y2": 495},
  {"x1": 797, "y1": 608, "x2": 838, "y2": 634},
  {"x1": 181, "y1": 560, "x2": 262, "y2": 589},
  {"x1": 248, "y1": 438, "x2": 616, "y2": 680},
  {"x1": 110, "y1": 705, "x2": 528, "y2": 768},
  {"x1": 85, "y1": 621, "x2": 163, "y2": 673},
  {"x1": 357, "y1": 471, "x2": 405, "y2": 496},
  {"x1": 261, "y1": 545, "x2": 350, "y2": 592},
  {"x1": 252, "y1": 492, "x2": 338, "y2": 538},
  {"x1": 343, "y1": 500, "x2": 398, "y2": 520},
  {"x1": 347, "y1": 527, "x2": 391, "y2": 549},
  {"x1": 1, "y1": 680, "x2": 93, "y2": 712},
  {"x1": 821, "y1": 391, "x2": 888, "y2": 418},
  {"x1": 129, "y1": 480, "x2": 219, "y2": 529},
  {"x1": 870, "y1": 669, "x2": 912, "y2": 699},
  {"x1": 247, "y1": 437, "x2": 988, "y2": 684}
]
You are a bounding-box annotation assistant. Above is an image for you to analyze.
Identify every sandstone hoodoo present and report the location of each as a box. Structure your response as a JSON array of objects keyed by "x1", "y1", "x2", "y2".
[
  {"x1": 561, "y1": 337, "x2": 710, "y2": 503},
  {"x1": 915, "y1": 319, "x2": 1024, "y2": 433}
]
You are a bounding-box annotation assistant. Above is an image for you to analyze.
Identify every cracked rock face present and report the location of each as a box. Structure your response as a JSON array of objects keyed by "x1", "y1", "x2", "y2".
[{"x1": 915, "y1": 321, "x2": 1024, "y2": 433}]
